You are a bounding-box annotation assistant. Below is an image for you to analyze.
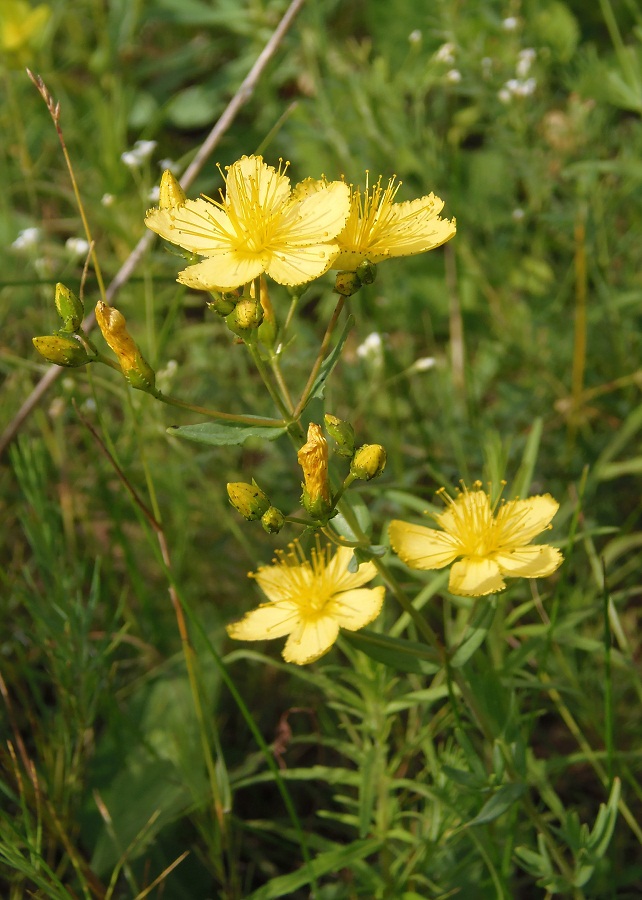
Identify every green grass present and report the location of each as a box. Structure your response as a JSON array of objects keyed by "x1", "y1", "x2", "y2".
[{"x1": 2, "y1": 0, "x2": 642, "y2": 896}]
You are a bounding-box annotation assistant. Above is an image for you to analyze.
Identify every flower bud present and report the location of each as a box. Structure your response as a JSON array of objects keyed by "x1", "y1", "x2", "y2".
[
  {"x1": 257, "y1": 277, "x2": 277, "y2": 349},
  {"x1": 95, "y1": 301, "x2": 156, "y2": 393},
  {"x1": 298, "y1": 423, "x2": 332, "y2": 519},
  {"x1": 33, "y1": 334, "x2": 91, "y2": 367},
  {"x1": 350, "y1": 444, "x2": 387, "y2": 480},
  {"x1": 227, "y1": 481, "x2": 271, "y2": 521},
  {"x1": 356, "y1": 259, "x2": 377, "y2": 285},
  {"x1": 207, "y1": 291, "x2": 238, "y2": 317},
  {"x1": 54, "y1": 283, "x2": 84, "y2": 332},
  {"x1": 261, "y1": 506, "x2": 285, "y2": 534},
  {"x1": 225, "y1": 297, "x2": 263, "y2": 338},
  {"x1": 333, "y1": 271, "x2": 362, "y2": 297},
  {"x1": 324, "y1": 414, "x2": 355, "y2": 458},
  {"x1": 158, "y1": 170, "x2": 187, "y2": 210}
]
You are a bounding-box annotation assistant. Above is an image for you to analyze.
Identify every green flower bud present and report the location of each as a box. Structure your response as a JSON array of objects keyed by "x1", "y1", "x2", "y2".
[
  {"x1": 356, "y1": 259, "x2": 377, "y2": 285},
  {"x1": 207, "y1": 290, "x2": 239, "y2": 317},
  {"x1": 33, "y1": 334, "x2": 92, "y2": 367},
  {"x1": 225, "y1": 297, "x2": 263, "y2": 338},
  {"x1": 227, "y1": 481, "x2": 271, "y2": 521},
  {"x1": 54, "y1": 283, "x2": 84, "y2": 332},
  {"x1": 333, "y1": 271, "x2": 362, "y2": 297},
  {"x1": 350, "y1": 443, "x2": 387, "y2": 480},
  {"x1": 324, "y1": 414, "x2": 355, "y2": 458},
  {"x1": 261, "y1": 506, "x2": 285, "y2": 534}
]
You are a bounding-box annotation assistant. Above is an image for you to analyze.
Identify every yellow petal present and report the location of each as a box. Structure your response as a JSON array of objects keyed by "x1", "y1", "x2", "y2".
[
  {"x1": 448, "y1": 558, "x2": 505, "y2": 596},
  {"x1": 253, "y1": 561, "x2": 312, "y2": 604},
  {"x1": 282, "y1": 616, "x2": 340, "y2": 665},
  {"x1": 226, "y1": 600, "x2": 300, "y2": 641},
  {"x1": 389, "y1": 520, "x2": 459, "y2": 569},
  {"x1": 178, "y1": 254, "x2": 264, "y2": 291},
  {"x1": 225, "y1": 156, "x2": 291, "y2": 214},
  {"x1": 496, "y1": 494, "x2": 559, "y2": 546},
  {"x1": 494, "y1": 545, "x2": 563, "y2": 578},
  {"x1": 265, "y1": 244, "x2": 340, "y2": 286},
  {"x1": 330, "y1": 586, "x2": 385, "y2": 630},
  {"x1": 325, "y1": 546, "x2": 378, "y2": 591},
  {"x1": 145, "y1": 199, "x2": 231, "y2": 254},
  {"x1": 277, "y1": 181, "x2": 351, "y2": 245},
  {"x1": 384, "y1": 194, "x2": 456, "y2": 254}
]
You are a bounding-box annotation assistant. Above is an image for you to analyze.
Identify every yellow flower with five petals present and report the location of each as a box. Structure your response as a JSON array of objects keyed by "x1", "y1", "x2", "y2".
[
  {"x1": 296, "y1": 172, "x2": 456, "y2": 271},
  {"x1": 389, "y1": 483, "x2": 562, "y2": 597},
  {"x1": 226, "y1": 542, "x2": 385, "y2": 665},
  {"x1": 145, "y1": 155, "x2": 351, "y2": 291}
]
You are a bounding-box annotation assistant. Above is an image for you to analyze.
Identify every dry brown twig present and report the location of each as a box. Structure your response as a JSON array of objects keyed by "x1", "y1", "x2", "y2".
[{"x1": 0, "y1": 0, "x2": 306, "y2": 458}]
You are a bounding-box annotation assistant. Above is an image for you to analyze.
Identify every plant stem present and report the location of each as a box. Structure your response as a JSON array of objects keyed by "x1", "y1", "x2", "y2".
[
  {"x1": 293, "y1": 296, "x2": 345, "y2": 420},
  {"x1": 158, "y1": 391, "x2": 284, "y2": 426}
]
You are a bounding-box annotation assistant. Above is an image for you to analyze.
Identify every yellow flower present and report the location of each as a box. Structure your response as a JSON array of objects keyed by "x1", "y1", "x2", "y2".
[
  {"x1": 297, "y1": 173, "x2": 456, "y2": 271},
  {"x1": 389, "y1": 483, "x2": 563, "y2": 597},
  {"x1": 1, "y1": 1, "x2": 50, "y2": 66},
  {"x1": 145, "y1": 155, "x2": 351, "y2": 291},
  {"x1": 227, "y1": 542, "x2": 385, "y2": 665}
]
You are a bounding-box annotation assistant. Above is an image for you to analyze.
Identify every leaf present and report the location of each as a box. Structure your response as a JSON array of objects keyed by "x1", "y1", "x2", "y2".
[
  {"x1": 448, "y1": 598, "x2": 497, "y2": 667},
  {"x1": 245, "y1": 838, "x2": 382, "y2": 899},
  {"x1": 342, "y1": 629, "x2": 442, "y2": 675},
  {"x1": 332, "y1": 491, "x2": 372, "y2": 542},
  {"x1": 308, "y1": 315, "x2": 355, "y2": 404},
  {"x1": 167, "y1": 419, "x2": 286, "y2": 446},
  {"x1": 468, "y1": 782, "x2": 526, "y2": 826}
]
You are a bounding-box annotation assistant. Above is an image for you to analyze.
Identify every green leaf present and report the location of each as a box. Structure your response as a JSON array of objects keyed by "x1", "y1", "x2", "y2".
[
  {"x1": 167, "y1": 418, "x2": 286, "y2": 446},
  {"x1": 308, "y1": 315, "x2": 355, "y2": 404},
  {"x1": 468, "y1": 782, "x2": 526, "y2": 826},
  {"x1": 343, "y1": 628, "x2": 442, "y2": 675},
  {"x1": 245, "y1": 838, "x2": 382, "y2": 899},
  {"x1": 449, "y1": 598, "x2": 497, "y2": 667},
  {"x1": 332, "y1": 491, "x2": 372, "y2": 542}
]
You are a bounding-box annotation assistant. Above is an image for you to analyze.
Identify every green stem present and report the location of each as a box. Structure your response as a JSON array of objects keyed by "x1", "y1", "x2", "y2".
[
  {"x1": 293, "y1": 296, "x2": 345, "y2": 420},
  {"x1": 246, "y1": 339, "x2": 294, "y2": 424},
  {"x1": 331, "y1": 494, "x2": 444, "y2": 654},
  {"x1": 158, "y1": 391, "x2": 284, "y2": 426},
  {"x1": 280, "y1": 291, "x2": 302, "y2": 346}
]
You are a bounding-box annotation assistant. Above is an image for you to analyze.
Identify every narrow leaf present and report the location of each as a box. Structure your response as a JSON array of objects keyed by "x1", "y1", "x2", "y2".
[
  {"x1": 468, "y1": 782, "x2": 526, "y2": 826},
  {"x1": 167, "y1": 419, "x2": 286, "y2": 446}
]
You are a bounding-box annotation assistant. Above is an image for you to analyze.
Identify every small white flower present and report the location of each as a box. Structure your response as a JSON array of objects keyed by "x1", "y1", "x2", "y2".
[
  {"x1": 411, "y1": 356, "x2": 436, "y2": 372},
  {"x1": 502, "y1": 16, "x2": 519, "y2": 31},
  {"x1": 498, "y1": 87, "x2": 512, "y2": 104},
  {"x1": 121, "y1": 139, "x2": 157, "y2": 169},
  {"x1": 435, "y1": 41, "x2": 456, "y2": 64},
  {"x1": 158, "y1": 157, "x2": 180, "y2": 174},
  {"x1": 12, "y1": 227, "x2": 40, "y2": 251},
  {"x1": 356, "y1": 332, "x2": 384, "y2": 366},
  {"x1": 516, "y1": 48, "x2": 536, "y2": 78},
  {"x1": 446, "y1": 68, "x2": 462, "y2": 84},
  {"x1": 133, "y1": 139, "x2": 157, "y2": 161},
  {"x1": 65, "y1": 237, "x2": 90, "y2": 258},
  {"x1": 408, "y1": 30, "x2": 422, "y2": 45},
  {"x1": 101, "y1": 193, "x2": 115, "y2": 207},
  {"x1": 512, "y1": 208, "x2": 525, "y2": 221},
  {"x1": 148, "y1": 185, "x2": 160, "y2": 203},
  {"x1": 121, "y1": 150, "x2": 140, "y2": 169},
  {"x1": 514, "y1": 77, "x2": 537, "y2": 97}
]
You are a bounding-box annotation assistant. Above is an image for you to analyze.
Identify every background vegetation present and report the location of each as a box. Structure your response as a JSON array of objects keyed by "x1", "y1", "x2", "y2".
[{"x1": 1, "y1": 0, "x2": 642, "y2": 896}]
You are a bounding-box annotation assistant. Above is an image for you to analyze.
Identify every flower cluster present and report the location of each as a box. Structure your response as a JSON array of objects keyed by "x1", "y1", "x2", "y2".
[{"x1": 145, "y1": 155, "x2": 456, "y2": 292}]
